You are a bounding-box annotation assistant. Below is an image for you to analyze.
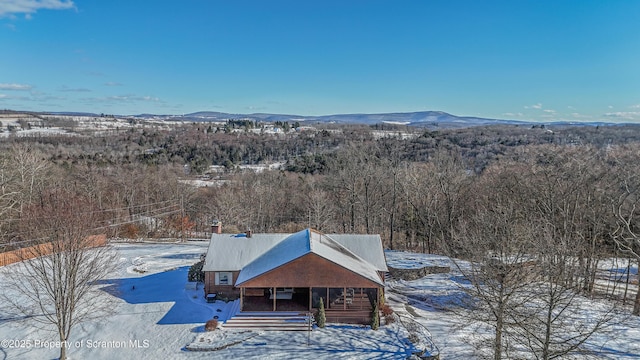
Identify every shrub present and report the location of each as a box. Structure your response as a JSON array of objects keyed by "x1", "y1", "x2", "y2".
[
  {"x1": 205, "y1": 319, "x2": 218, "y2": 331},
  {"x1": 385, "y1": 315, "x2": 395, "y2": 325},
  {"x1": 382, "y1": 304, "x2": 395, "y2": 324},
  {"x1": 188, "y1": 260, "x2": 205, "y2": 282},
  {"x1": 121, "y1": 223, "x2": 140, "y2": 239},
  {"x1": 316, "y1": 297, "x2": 326, "y2": 328}
]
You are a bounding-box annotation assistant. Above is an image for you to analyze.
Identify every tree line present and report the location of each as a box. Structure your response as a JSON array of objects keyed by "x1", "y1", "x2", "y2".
[{"x1": 2, "y1": 123, "x2": 640, "y2": 349}]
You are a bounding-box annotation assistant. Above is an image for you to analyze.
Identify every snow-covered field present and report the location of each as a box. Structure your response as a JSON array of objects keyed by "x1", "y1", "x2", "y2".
[
  {"x1": 0, "y1": 114, "x2": 180, "y2": 138},
  {"x1": 1, "y1": 244, "x2": 639, "y2": 359},
  {"x1": 0, "y1": 243, "x2": 421, "y2": 360},
  {"x1": 385, "y1": 250, "x2": 640, "y2": 359}
]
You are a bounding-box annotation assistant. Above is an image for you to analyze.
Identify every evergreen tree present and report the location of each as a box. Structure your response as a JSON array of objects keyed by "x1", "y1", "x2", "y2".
[
  {"x1": 371, "y1": 301, "x2": 380, "y2": 330},
  {"x1": 188, "y1": 260, "x2": 205, "y2": 283},
  {"x1": 316, "y1": 297, "x2": 326, "y2": 328}
]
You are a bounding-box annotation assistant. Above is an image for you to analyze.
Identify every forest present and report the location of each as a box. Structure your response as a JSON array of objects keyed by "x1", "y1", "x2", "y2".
[{"x1": 2, "y1": 121, "x2": 640, "y2": 319}]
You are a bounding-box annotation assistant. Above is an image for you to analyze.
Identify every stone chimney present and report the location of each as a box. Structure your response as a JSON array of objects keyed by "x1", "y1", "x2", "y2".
[{"x1": 211, "y1": 220, "x2": 222, "y2": 234}]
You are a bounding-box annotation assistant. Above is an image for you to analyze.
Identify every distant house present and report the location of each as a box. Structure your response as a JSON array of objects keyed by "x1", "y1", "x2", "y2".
[{"x1": 202, "y1": 226, "x2": 388, "y2": 324}]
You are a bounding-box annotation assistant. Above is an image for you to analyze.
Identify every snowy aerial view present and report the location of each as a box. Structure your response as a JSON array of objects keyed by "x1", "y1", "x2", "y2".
[{"x1": 3, "y1": 1, "x2": 640, "y2": 360}]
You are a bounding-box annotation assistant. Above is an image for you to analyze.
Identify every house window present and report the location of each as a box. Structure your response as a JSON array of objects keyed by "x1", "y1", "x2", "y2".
[{"x1": 215, "y1": 272, "x2": 232, "y2": 285}]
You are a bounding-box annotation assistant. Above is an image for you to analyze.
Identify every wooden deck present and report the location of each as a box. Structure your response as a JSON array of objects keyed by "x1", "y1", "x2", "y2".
[
  {"x1": 325, "y1": 309, "x2": 372, "y2": 324},
  {"x1": 238, "y1": 288, "x2": 375, "y2": 325},
  {"x1": 224, "y1": 312, "x2": 312, "y2": 331}
]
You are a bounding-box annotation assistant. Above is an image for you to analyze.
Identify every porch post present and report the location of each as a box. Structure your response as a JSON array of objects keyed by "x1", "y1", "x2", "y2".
[
  {"x1": 309, "y1": 287, "x2": 312, "y2": 311},
  {"x1": 240, "y1": 287, "x2": 244, "y2": 311},
  {"x1": 326, "y1": 288, "x2": 329, "y2": 309},
  {"x1": 360, "y1": 288, "x2": 363, "y2": 310},
  {"x1": 343, "y1": 287, "x2": 346, "y2": 310},
  {"x1": 273, "y1": 287, "x2": 276, "y2": 312}
]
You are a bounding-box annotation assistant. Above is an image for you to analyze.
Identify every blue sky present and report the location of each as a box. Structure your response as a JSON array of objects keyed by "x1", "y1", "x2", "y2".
[{"x1": 1, "y1": 1, "x2": 639, "y2": 122}]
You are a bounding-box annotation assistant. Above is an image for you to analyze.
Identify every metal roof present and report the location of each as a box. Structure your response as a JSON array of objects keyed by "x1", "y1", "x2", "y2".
[{"x1": 202, "y1": 229, "x2": 388, "y2": 285}]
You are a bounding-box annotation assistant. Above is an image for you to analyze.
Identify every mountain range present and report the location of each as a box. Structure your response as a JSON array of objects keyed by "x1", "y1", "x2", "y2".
[
  {"x1": 7, "y1": 109, "x2": 626, "y2": 128},
  {"x1": 141, "y1": 110, "x2": 531, "y2": 128}
]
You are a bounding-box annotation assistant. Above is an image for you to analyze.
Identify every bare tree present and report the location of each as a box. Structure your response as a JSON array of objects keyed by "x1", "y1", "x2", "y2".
[
  {"x1": 1, "y1": 189, "x2": 118, "y2": 360},
  {"x1": 402, "y1": 162, "x2": 441, "y2": 253},
  {"x1": 610, "y1": 146, "x2": 640, "y2": 315},
  {"x1": 450, "y1": 162, "x2": 617, "y2": 359},
  {"x1": 0, "y1": 153, "x2": 19, "y2": 233},
  {"x1": 430, "y1": 149, "x2": 472, "y2": 255},
  {"x1": 10, "y1": 143, "x2": 51, "y2": 216},
  {"x1": 501, "y1": 213, "x2": 616, "y2": 360},
  {"x1": 448, "y1": 165, "x2": 537, "y2": 360},
  {"x1": 304, "y1": 178, "x2": 335, "y2": 232}
]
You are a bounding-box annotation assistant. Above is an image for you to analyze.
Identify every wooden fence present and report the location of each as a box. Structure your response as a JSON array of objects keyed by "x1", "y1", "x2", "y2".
[{"x1": 0, "y1": 234, "x2": 107, "y2": 267}]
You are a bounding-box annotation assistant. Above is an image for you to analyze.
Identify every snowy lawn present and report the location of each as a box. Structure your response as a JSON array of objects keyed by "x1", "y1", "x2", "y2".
[
  {"x1": 385, "y1": 250, "x2": 640, "y2": 359},
  {"x1": 4, "y1": 244, "x2": 638, "y2": 359},
  {"x1": 187, "y1": 324, "x2": 420, "y2": 359},
  {"x1": 0, "y1": 243, "x2": 422, "y2": 360}
]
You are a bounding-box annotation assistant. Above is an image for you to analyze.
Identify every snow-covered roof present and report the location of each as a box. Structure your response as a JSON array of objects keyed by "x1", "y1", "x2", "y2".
[
  {"x1": 202, "y1": 233, "x2": 285, "y2": 272},
  {"x1": 329, "y1": 234, "x2": 388, "y2": 272},
  {"x1": 203, "y1": 229, "x2": 387, "y2": 286}
]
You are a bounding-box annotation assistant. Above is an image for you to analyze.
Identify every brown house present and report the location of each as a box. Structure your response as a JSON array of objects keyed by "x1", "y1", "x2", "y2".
[{"x1": 202, "y1": 228, "x2": 388, "y2": 324}]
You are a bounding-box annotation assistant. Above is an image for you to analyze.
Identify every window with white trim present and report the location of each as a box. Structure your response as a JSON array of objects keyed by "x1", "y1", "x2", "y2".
[{"x1": 215, "y1": 272, "x2": 232, "y2": 285}]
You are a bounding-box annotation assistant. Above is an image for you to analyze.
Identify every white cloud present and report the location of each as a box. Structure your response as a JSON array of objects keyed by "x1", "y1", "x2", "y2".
[
  {"x1": 524, "y1": 103, "x2": 542, "y2": 110},
  {"x1": 0, "y1": 83, "x2": 32, "y2": 91},
  {"x1": 630, "y1": 104, "x2": 640, "y2": 109},
  {"x1": 604, "y1": 112, "x2": 640, "y2": 120},
  {"x1": 502, "y1": 112, "x2": 523, "y2": 117},
  {"x1": 543, "y1": 109, "x2": 556, "y2": 114},
  {"x1": 58, "y1": 86, "x2": 90, "y2": 92},
  {"x1": 0, "y1": 93, "x2": 31, "y2": 101},
  {"x1": 0, "y1": 0, "x2": 75, "y2": 17},
  {"x1": 104, "y1": 82, "x2": 123, "y2": 87}
]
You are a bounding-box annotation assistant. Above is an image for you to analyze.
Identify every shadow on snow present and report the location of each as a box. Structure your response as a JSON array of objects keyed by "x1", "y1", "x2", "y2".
[{"x1": 97, "y1": 266, "x2": 213, "y2": 325}]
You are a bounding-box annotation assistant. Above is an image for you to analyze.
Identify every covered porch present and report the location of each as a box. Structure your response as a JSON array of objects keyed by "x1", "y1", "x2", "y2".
[{"x1": 239, "y1": 286, "x2": 380, "y2": 323}]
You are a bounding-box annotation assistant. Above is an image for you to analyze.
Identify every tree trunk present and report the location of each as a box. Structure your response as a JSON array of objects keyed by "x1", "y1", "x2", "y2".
[
  {"x1": 634, "y1": 282, "x2": 640, "y2": 316},
  {"x1": 494, "y1": 311, "x2": 503, "y2": 360},
  {"x1": 59, "y1": 334, "x2": 68, "y2": 360},
  {"x1": 389, "y1": 171, "x2": 397, "y2": 250}
]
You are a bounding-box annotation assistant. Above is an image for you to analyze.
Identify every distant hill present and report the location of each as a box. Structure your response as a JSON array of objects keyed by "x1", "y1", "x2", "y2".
[
  {"x1": 3, "y1": 109, "x2": 631, "y2": 129},
  {"x1": 162, "y1": 110, "x2": 531, "y2": 128}
]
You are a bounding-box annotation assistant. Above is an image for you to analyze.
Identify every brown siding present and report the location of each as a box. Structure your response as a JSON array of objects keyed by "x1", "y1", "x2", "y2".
[
  {"x1": 239, "y1": 253, "x2": 381, "y2": 288},
  {"x1": 204, "y1": 271, "x2": 240, "y2": 299}
]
